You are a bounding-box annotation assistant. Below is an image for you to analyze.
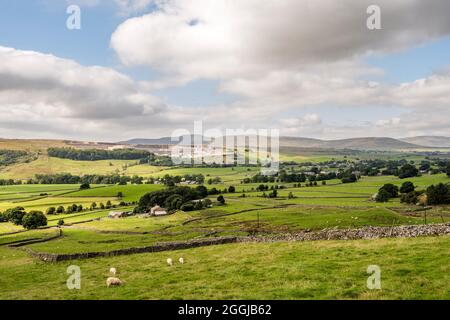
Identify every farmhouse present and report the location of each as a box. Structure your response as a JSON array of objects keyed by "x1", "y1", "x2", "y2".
[
  {"x1": 151, "y1": 205, "x2": 168, "y2": 216},
  {"x1": 108, "y1": 211, "x2": 127, "y2": 219}
]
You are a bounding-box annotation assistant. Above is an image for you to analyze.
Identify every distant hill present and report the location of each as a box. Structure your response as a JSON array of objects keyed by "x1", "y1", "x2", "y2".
[
  {"x1": 279, "y1": 137, "x2": 422, "y2": 150},
  {"x1": 400, "y1": 136, "x2": 450, "y2": 148},
  {"x1": 121, "y1": 136, "x2": 424, "y2": 150},
  {"x1": 119, "y1": 135, "x2": 211, "y2": 146},
  {"x1": 119, "y1": 138, "x2": 176, "y2": 145}
]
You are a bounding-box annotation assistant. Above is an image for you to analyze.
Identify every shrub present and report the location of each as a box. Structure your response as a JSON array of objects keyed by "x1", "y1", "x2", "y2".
[
  {"x1": 203, "y1": 199, "x2": 213, "y2": 207},
  {"x1": 375, "y1": 189, "x2": 390, "y2": 203},
  {"x1": 400, "y1": 181, "x2": 415, "y2": 194},
  {"x1": 217, "y1": 195, "x2": 225, "y2": 205},
  {"x1": 46, "y1": 207, "x2": 56, "y2": 215},
  {"x1": 5, "y1": 207, "x2": 26, "y2": 225},
  {"x1": 398, "y1": 164, "x2": 419, "y2": 179},
  {"x1": 341, "y1": 174, "x2": 357, "y2": 184},
  {"x1": 426, "y1": 183, "x2": 450, "y2": 205},
  {"x1": 57, "y1": 219, "x2": 65, "y2": 226},
  {"x1": 164, "y1": 194, "x2": 184, "y2": 211},
  {"x1": 400, "y1": 191, "x2": 423, "y2": 204},
  {"x1": 180, "y1": 202, "x2": 195, "y2": 212},
  {"x1": 0, "y1": 212, "x2": 8, "y2": 223},
  {"x1": 228, "y1": 186, "x2": 236, "y2": 193},
  {"x1": 268, "y1": 189, "x2": 278, "y2": 198},
  {"x1": 22, "y1": 211, "x2": 47, "y2": 230},
  {"x1": 56, "y1": 206, "x2": 65, "y2": 214},
  {"x1": 379, "y1": 184, "x2": 399, "y2": 198},
  {"x1": 195, "y1": 186, "x2": 208, "y2": 198},
  {"x1": 79, "y1": 183, "x2": 90, "y2": 190},
  {"x1": 208, "y1": 187, "x2": 220, "y2": 195}
]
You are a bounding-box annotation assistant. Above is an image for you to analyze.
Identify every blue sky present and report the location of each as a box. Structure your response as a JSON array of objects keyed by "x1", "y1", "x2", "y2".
[{"x1": 0, "y1": 0, "x2": 449, "y2": 140}]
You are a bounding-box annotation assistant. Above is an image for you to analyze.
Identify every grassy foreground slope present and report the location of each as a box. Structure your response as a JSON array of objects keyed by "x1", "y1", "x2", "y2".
[{"x1": 0, "y1": 236, "x2": 449, "y2": 300}]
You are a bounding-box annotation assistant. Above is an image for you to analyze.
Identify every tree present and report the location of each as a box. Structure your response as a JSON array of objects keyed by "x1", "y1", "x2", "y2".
[
  {"x1": 117, "y1": 192, "x2": 123, "y2": 199},
  {"x1": 446, "y1": 164, "x2": 450, "y2": 178},
  {"x1": 400, "y1": 181, "x2": 415, "y2": 194},
  {"x1": 217, "y1": 195, "x2": 225, "y2": 205},
  {"x1": 375, "y1": 189, "x2": 390, "y2": 203},
  {"x1": 79, "y1": 183, "x2": 90, "y2": 190},
  {"x1": 195, "y1": 186, "x2": 208, "y2": 198},
  {"x1": 22, "y1": 211, "x2": 47, "y2": 230},
  {"x1": 77, "y1": 205, "x2": 83, "y2": 212},
  {"x1": 288, "y1": 192, "x2": 294, "y2": 199},
  {"x1": 341, "y1": 174, "x2": 357, "y2": 184},
  {"x1": 56, "y1": 206, "x2": 65, "y2": 214},
  {"x1": 228, "y1": 186, "x2": 236, "y2": 193},
  {"x1": 5, "y1": 207, "x2": 26, "y2": 225},
  {"x1": 100, "y1": 203, "x2": 105, "y2": 209},
  {"x1": 400, "y1": 191, "x2": 422, "y2": 204},
  {"x1": 91, "y1": 202, "x2": 97, "y2": 210},
  {"x1": 0, "y1": 211, "x2": 9, "y2": 222},
  {"x1": 426, "y1": 183, "x2": 450, "y2": 205},
  {"x1": 398, "y1": 164, "x2": 419, "y2": 179},
  {"x1": 379, "y1": 184, "x2": 399, "y2": 198},
  {"x1": 46, "y1": 207, "x2": 56, "y2": 215},
  {"x1": 268, "y1": 189, "x2": 278, "y2": 198},
  {"x1": 164, "y1": 194, "x2": 184, "y2": 211},
  {"x1": 106, "y1": 200, "x2": 112, "y2": 209},
  {"x1": 180, "y1": 202, "x2": 195, "y2": 212},
  {"x1": 57, "y1": 219, "x2": 65, "y2": 226}
]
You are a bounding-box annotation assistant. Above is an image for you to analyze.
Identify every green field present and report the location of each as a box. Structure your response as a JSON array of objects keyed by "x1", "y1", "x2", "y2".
[
  {"x1": 0, "y1": 236, "x2": 449, "y2": 299},
  {"x1": 0, "y1": 160, "x2": 449, "y2": 300}
]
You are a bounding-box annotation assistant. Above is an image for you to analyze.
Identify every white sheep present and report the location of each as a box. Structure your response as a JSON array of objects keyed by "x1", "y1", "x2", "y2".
[
  {"x1": 109, "y1": 267, "x2": 117, "y2": 275},
  {"x1": 106, "y1": 277, "x2": 123, "y2": 287},
  {"x1": 167, "y1": 258, "x2": 173, "y2": 266},
  {"x1": 179, "y1": 257, "x2": 184, "y2": 264}
]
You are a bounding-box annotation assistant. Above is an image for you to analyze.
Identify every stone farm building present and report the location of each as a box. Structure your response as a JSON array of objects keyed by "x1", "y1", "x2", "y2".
[{"x1": 151, "y1": 205, "x2": 168, "y2": 216}]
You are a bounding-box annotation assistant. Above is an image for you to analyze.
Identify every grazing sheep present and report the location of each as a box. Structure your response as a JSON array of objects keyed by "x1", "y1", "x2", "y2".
[
  {"x1": 179, "y1": 257, "x2": 184, "y2": 264},
  {"x1": 167, "y1": 258, "x2": 173, "y2": 266},
  {"x1": 106, "y1": 277, "x2": 122, "y2": 287},
  {"x1": 109, "y1": 267, "x2": 117, "y2": 275}
]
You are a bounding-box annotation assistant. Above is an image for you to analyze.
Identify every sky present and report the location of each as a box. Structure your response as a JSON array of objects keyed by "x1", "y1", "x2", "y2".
[{"x1": 0, "y1": 0, "x2": 450, "y2": 141}]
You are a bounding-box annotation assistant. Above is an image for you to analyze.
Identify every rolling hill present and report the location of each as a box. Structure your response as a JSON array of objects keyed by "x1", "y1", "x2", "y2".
[
  {"x1": 400, "y1": 136, "x2": 450, "y2": 148},
  {"x1": 279, "y1": 137, "x2": 423, "y2": 150},
  {"x1": 121, "y1": 136, "x2": 424, "y2": 151}
]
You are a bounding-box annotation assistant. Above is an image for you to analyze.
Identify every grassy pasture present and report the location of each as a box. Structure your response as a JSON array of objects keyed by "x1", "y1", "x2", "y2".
[
  {"x1": 0, "y1": 196, "x2": 118, "y2": 212},
  {"x1": 0, "y1": 167, "x2": 449, "y2": 300},
  {"x1": 0, "y1": 235, "x2": 448, "y2": 299},
  {"x1": 0, "y1": 157, "x2": 138, "y2": 180},
  {"x1": 65, "y1": 184, "x2": 164, "y2": 202}
]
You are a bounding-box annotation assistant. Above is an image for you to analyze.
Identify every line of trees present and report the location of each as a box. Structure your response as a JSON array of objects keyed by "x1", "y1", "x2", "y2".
[
  {"x1": 0, "y1": 207, "x2": 47, "y2": 230},
  {"x1": 0, "y1": 150, "x2": 30, "y2": 166},
  {"x1": 136, "y1": 185, "x2": 225, "y2": 213},
  {"x1": 47, "y1": 147, "x2": 151, "y2": 161},
  {"x1": 31, "y1": 173, "x2": 142, "y2": 185}
]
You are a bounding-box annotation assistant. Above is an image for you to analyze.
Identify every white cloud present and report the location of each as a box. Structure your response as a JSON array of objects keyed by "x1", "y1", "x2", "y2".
[
  {"x1": 114, "y1": 0, "x2": 152, "y2": 15},
  {"x1": 0, "y1": 46, "x2": 171, "y2": 140},
  {"x1": 111, "y1": 0, "x2": 450, "y2": 80},
  {"x1": 280, "y1": 114, "x2": 322, "y2": 128},
  {"x1": 108, "y1": 0, "x2": 450, "y2": 140},
  {"x1": 376, "y1": 117, "x2": 401, "y2": 127}
]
